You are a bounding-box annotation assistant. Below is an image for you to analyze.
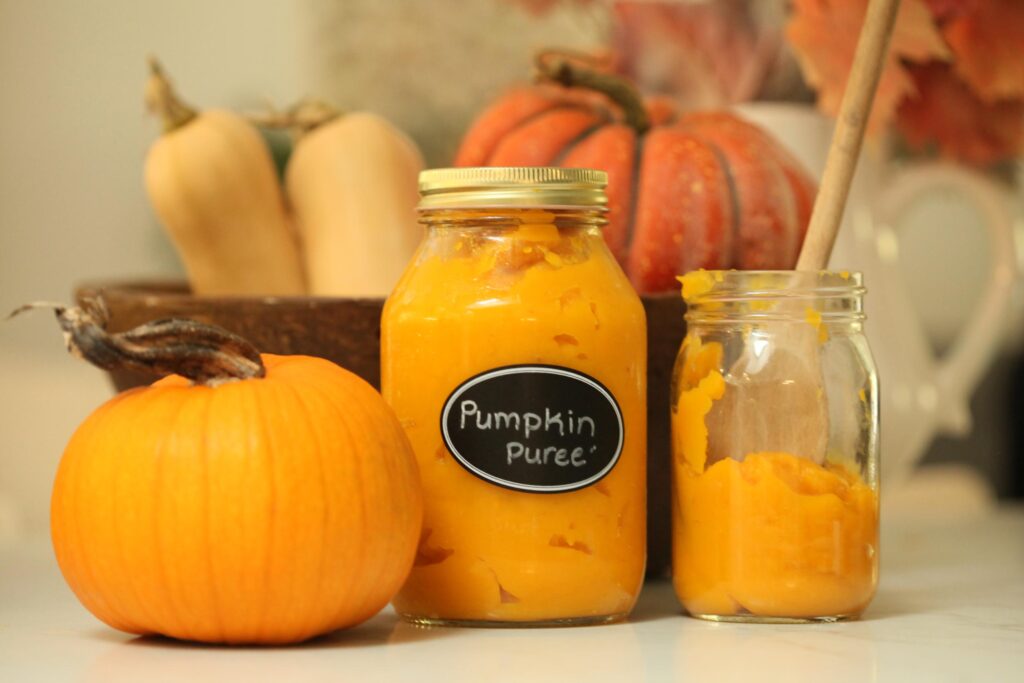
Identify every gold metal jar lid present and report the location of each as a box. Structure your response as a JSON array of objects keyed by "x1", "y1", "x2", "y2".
[{"x1": 418, "y1": 167, "x2": 608, "y2": 210}]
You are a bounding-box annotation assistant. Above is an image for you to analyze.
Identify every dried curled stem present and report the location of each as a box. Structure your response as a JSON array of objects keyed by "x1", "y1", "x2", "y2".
[
  {"x1": 534, "y1": 49, "x2": 650, "y2": 135},
  {"x1": 145, "y1": 57, "x2": 197, "y2": 133},
  {"x1": 9, "y1": 300, "x2": 265, "y2": 386},
  {"x1": 247, "y1": 99, "x2": 342, "y2": 135}
]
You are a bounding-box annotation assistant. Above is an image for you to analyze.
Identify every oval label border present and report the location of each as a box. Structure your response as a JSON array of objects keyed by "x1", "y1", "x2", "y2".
[{"x1": 440, "y1": 364, "x2": 625, "y2": 494}]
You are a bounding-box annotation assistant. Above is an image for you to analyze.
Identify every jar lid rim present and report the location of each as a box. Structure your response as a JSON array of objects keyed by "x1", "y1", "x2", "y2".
[{"x1": 418, "y1": 167, "x2": 608, "y2": 209}]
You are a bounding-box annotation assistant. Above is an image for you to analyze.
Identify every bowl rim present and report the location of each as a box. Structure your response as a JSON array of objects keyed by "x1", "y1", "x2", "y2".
[
  {"x1": 74, "y1": 279, "x2": 387, "y2": 305},
  {"x1": 75, "y1": 278, "x2": 685, "y2": 305}
]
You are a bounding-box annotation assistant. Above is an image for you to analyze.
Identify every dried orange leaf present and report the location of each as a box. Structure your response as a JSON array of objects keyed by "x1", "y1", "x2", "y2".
[
  {"x1": 897, "y1": 62, "x2": 1024, "y2": 166},
  {"x1": 923, "y1": 0, "x2": 981, "y2": 21},
  {"x1": 611, "y1": 1, "x2": 768, "y2": 107},
  {"x1": 787, "y1": 0, "x2": 951, "y2": 133},
  {"x1": 943, "y1": 0, "x2": 1024, "y2": 103}
]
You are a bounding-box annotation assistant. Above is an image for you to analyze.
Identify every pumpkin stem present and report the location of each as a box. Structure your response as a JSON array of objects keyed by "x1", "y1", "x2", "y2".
[
  {"x1": 145, "y1": 57, "x2": 197, "y2": 133},
  {"x1": 248, "y1": 99, "x2": 342, "y2": 135},
  {"x1": 10, "y1": 301, "x2": 265, "y2": 386},
  {"x1": 534, "y1": 50, "x2": 650, "y2": 135}
]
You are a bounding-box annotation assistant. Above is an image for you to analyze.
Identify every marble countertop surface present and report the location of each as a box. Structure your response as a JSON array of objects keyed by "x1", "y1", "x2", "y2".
[{"x1": 2, "y1": 507, "x2": 1022, "y2": 682}]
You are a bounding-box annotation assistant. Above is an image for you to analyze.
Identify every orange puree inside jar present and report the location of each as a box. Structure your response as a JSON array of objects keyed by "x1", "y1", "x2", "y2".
[
  {"x1": 383, "y1": 208, "x2": 646, "y2": 624},
  {"x1": 671, "y1": 335, "x2": 878, "y2": 620}
]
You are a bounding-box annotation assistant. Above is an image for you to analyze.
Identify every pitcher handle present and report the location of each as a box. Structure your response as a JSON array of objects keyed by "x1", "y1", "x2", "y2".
[{"x1": 873, "y1": 162, "x2": 1018, "y2": 436}]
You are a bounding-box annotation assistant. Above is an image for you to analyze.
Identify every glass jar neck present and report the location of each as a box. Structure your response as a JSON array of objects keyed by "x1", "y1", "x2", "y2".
[
  {"x1": 418, "y1": 207, "x2": 607, "y2": 232},
  {"x1": 682, "y1": 270, "x2": 866, "y2": 327}
]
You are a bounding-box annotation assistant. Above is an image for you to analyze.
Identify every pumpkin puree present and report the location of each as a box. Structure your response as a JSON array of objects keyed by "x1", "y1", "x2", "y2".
[
  {"x1": 672, "y1": 337, "x2": 878, "y2": 619},
  {"x1": 383, "y1": 211, "x2": 646, "y2": 623}
]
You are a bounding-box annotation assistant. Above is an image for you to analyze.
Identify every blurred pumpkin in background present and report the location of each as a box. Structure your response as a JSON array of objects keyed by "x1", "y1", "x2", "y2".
[{"x1": 456, "y1": 53, "x2": 817, "y2": 293}]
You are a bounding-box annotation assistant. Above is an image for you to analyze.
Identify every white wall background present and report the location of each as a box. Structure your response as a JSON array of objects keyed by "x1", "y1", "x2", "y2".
[{"x1": 0, "y1": 0, "x2": 314, "y2": 540}]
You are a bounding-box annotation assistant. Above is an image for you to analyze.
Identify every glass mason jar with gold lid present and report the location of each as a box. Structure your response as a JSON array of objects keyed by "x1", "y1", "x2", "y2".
[
  {"x1": 671, "y1": 270, "x2": 879, "y2": 623},
  {"x1": 382, "y1": 167, "x2": 647, "y2": 627}
]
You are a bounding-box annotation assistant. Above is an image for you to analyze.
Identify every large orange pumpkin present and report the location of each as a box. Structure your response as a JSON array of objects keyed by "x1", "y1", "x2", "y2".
[
  {"x1": 46, "y1": 306, "x2": 422, "y2": 644},
  {"x1": 456, "y1": 55, "x2": 817, "y2": 292}
]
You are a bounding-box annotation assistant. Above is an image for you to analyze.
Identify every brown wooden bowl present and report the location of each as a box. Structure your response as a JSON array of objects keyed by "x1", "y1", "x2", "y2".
[{"x1": 74, "y1": 280, "x2": 686, "y2": 577}]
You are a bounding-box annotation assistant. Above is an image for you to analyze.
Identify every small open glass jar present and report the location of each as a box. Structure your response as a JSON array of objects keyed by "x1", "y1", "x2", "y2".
[
  {"x1": 382, "y1": 167, "x2": 647, "y2": 627},
  {"x1": 671, "y1": 270, "x2": 879, "y2": 623}
]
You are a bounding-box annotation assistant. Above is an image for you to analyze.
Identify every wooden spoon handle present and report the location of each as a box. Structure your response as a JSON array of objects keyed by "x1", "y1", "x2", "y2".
[{"x1": 797, "y1": 0, "x2": 902, "y2": 271}]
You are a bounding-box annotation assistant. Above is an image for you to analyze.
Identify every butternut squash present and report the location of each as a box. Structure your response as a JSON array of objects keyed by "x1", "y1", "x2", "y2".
[
  {"x1": 143, "y1": 59, "x2": 306, "y2": 296},
  {"x1": 285, "y1": 111, "x2": 423, "y2": 297}
]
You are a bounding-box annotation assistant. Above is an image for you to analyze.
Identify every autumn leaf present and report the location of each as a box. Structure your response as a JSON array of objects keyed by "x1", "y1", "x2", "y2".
[
  {"x1": 787, "y1": 0, "x2": 951, "y2": 133},
  {"x1": 897, "y1": 62, "x2": 1024, "y2": 166},
  {"x1": 504, "y1": 0, "x2": 599, "y2": 18},
  {"x1": 942, "y1": 0, "x2": 1024, "y2": 103},
  {"x1": 611, "y1": 1, "x2": 772, "y2": 108},
  {"x1": 922, "y1": 0, "x2": 981, "y2": 22}
]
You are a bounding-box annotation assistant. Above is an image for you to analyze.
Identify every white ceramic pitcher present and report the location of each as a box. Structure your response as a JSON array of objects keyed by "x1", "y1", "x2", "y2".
[{"x1": 735, "y1": 103, "x2": 1019, "y2": 489}]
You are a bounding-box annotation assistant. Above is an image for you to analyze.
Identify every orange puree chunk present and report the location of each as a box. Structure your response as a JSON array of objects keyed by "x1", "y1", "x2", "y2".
[
  {"x1": 392, "y1": 475, "x2": 644, "y2": 622},
  {"x1": 673, "y1": 451, "x2": 878, "y2": 619},
  {"x1": 677, "y1": 269, "x2": 717, "y2": 303},
  {"x1": 678, "y1": 336, "x2": 724, "y2": 391},
  {"x1": 805, "y1": 307, "x2": 829, "y2": 343},
  {"x1": 673, "y1": 336, "x2": 725, "y2": 474},
  {"x1": 515, "y1": 222, "x2": 560, "y2": 242},
  {"x1": 674, "y1": 371, "x2": 724, "y2": 473}
]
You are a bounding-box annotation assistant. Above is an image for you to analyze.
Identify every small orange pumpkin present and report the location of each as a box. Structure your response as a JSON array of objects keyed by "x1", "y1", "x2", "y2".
[{"x1": 43, "y1": 305, "x2": 422, "y2": 644}]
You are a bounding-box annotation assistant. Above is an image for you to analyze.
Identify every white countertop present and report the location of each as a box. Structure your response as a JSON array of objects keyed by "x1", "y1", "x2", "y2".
[{"x1": 2, "y1": 508, "x2": 1023, "y2": 683}]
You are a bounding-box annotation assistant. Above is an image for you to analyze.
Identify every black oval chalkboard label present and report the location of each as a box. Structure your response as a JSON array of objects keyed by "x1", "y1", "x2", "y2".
[{"x1": 440, "y1": 365, "x2": 624, "y2": 493}]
